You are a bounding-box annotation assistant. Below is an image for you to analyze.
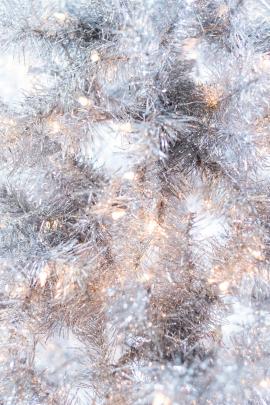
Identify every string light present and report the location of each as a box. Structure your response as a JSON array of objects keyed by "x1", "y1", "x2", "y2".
[
  {"x1": 152, "y1": 392, "x2": 171, "y2": 405},
  {"x1": 182, "y1": 37, "x2": 199, "y2": 60},
  {"x1": 90, "y1": 50, "x2": 100, "y2": 63},
  {"x1": 39, "y1": 264, "x2": 51, "y2": 287},
  {"x1": 48, "y1": 120, "x2": 61, "y2": 134},
  {"x1": 219, "y1": 281, "x2": 230, "y2": 293},
  {"x1": 122, "y1": 171, "x2": 135, "y2": 181},
  {"x1": 117, "y1": 122, "x2": 133, "y2": 133},
  {"x1": 53, "y1": 12, "x2": 67, "y2": 23},
  {"x1": 77, "y1": 96, "x2": 92, "y2": 107},
  {"x1": 145, "y1": 218, "x2": 158, "y2": 234},
  {"x1": 248, "y1": 248, "x2": 265, "y2": 261},
  {"x1": 259, "y1": 379, "x2": 270, "y2": 389},
  {"x1": 111, "y1": 209, "x2": 127, "y2": 220}
]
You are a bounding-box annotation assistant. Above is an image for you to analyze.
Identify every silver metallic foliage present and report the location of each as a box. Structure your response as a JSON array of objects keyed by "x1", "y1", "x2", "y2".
[{"x1": 0, "y1": 0, "x2": 270, "y2": 403}]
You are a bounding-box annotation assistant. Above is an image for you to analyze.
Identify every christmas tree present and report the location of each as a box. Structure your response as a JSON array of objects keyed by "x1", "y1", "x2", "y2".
[{"x1": 0, "y1": 0, "x2": 270, "y2": 403}]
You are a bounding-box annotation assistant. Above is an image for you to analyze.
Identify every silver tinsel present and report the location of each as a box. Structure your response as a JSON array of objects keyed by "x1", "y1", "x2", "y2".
[{"x1": 0, "y1": 0, "x2": 270, "y2": 404}]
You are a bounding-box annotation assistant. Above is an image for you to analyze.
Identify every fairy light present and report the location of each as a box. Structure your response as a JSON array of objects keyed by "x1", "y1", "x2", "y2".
[
  {"x1": 39, "y1": 264, "x2": 51, "y2": 288},
  {"x1": 138, "y1": 271, "x2": 153, "y2": 283},
  {"x1": 258, "y1": 54, "x2": 270, "y2": 72},
  {"x1": 1, "y1": 117, "x2": 16, "y2": 126},
  {"x1": 152, "y1": 392, "x2": 171, "y2": 405},
  {"x1": 259, "y1": 379, "x2": 270, "y2": 388},
  {"x1": 90, "y1": 50, "x2": 100, "y2": 63},
  {"x1": 48, "y1": 120, "x2": 61, "y2": 134},
  {"x1": 248, "y1": 247, "x2": 265, "y2": 261},
  {"x1": 219, "y1": 281, "x2": 230, "y2": 293},
  {"x1": 144, "y1": 217, "x2": 167, "y2": 238},
  {"x1": 146, "y1": 219, "x2": 158, "y2": 234},
  {"x1": 182, "y1": 37, "x2": 199, "y2": 60},
  {"x1": 123, "y1": 171, "x2": 135, "y2": 181},
  {"x1": 53, "y1": 12, "x2": 67, "y2": 23},
  {"x1": 111, "y1": 209, "x2": 126, "y2": 220},
  {"x1": 39, "y1": 271, "x2": 47, "y2": 288},
  {"x1": 77, "y1": 96, "x2": 92, "y2": 107},
  {"x1": 218, "y1": 4, "x2": 229, "y2": 17},
  {"x1": 117, "y1": 122, "x2": 133, "y2": 133}
]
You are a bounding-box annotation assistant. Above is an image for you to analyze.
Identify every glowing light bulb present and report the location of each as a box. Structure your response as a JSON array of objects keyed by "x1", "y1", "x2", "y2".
[
  {"x1": 123, "y1": 171, "x2": 135, "y2": 181},
  {"x1": 152, "y1": 392, "x2": 171, "y2": 405},
  {"x1": 117, "y1": 122, "x2": 133, "y2": 133},
  {"x1": 77, "y1": 96, "x2": 92, "y2": 108},
  {"x1": 219, "y1": 281, "x2": 229, "y2": 292},
  {"x1": 146, "y1": 219, "x2": 158, "y2": 234},
  {"x1": 90, "y1": 50, "x2": 100, "y2": 63},
  {"x1": 218, "y1": 4, "x2": 229, "y2": 17},
  {"x1": 1, "y1": 117, "x2": 16, "y2": 126},
  {"x1": 39, "y1": 265, "x2": 51, "y2": 287},
  {"x1": 248, "y1": 248, "x2": 264, "y2": 261},
  {"x1": 258, "y1": 54, "x2": 270, "y2": 72},
  {"x1": 49, "y1": 120, "x2": 61, "y2": 134},
  {"x1": 182, "y1": 37, "x2": 199, "y2": 60},
  {"x1": 138, "y1": 272, "x2": 152, "y2": 283},
  {"x1": 111, "y1": 209, "x2": 126, "y2": 220},
  {"x1": 260, "y1": 379, "x2": 270, "y2": 388},
  {"x1": 53, "y1": 12, "x2": 67, "y2": 23}
]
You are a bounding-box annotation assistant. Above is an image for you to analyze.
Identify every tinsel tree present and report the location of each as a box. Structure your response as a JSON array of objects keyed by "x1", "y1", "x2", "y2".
[{"x1": 0, "y1": 0, "x2": 270, "y2": 404}]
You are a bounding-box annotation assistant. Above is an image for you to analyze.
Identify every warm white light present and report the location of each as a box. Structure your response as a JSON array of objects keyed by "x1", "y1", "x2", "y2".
[
  {"x1": 219, "y1": 281, "x2": 229, "y2": 292},
  {"x1": 118, "y1": 122, "x2": 133, "y2": 133},
  {"x1": 248, "y1": 248, "x2": 264, "y2": 261},
  {"x1": 218, "y1": 4, "x2": 229, "y2": 17},
  {"x1": 1, "y1": 117, "x2": 16, "y2": 126},
  {"x1": 146, "y1": 219, "x2": 158, "y2": 234},
  {"x1": 123, "y1": 171, "x2": 135, "y2": 181},
  {"x1": 111, "y1": 210, "x2": 126, "y2": 220},
  {"x1": 39, "y1": 265, "x2": 51, "y2": 287},
  {"x1": 152, "y1": 392, "x2": 171, "y2": 405},
  {"x1": 77, "y1": 96, "x2": 92, "y2": 107},
  {"x1": 259, "y1": 379, "x2": 270, "y2": 388},
  {"x1": 90, "y1": 50, "x2": 100, "y2": 63},
  {"x1": 258, "y1": 54, "x2": 270, "y2": 72},
  {"x1": 138, "y1": 272, "x2": 152, "y2": 283},
  {"x1": 53, "y1": 12, "x2": 67, "y2": 23},
  {"x1": 182, "y1": 37, "x2": 199, "y2": 60},
  {"x1": 49, "y1": 120, "x2": 61, "y2": 134}
]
